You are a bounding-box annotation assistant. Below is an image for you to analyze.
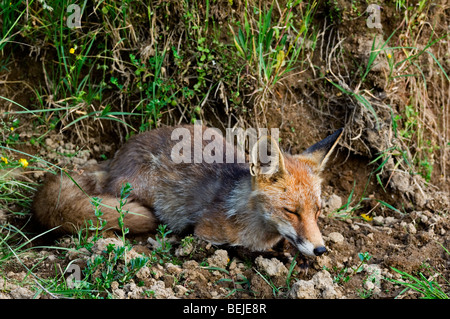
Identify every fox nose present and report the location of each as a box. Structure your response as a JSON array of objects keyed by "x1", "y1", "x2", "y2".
[{"x1": 313, "y1": 246, "x2": 327, "y2": 256}]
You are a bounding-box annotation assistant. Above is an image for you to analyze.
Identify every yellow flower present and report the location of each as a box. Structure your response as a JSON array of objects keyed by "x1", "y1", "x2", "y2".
[
  {"x1": 1, "y1": 156, "x2": 7, "y2": 164},
  {"x1": 10, "y1": 127, "x2": 14, "y2": 131},
  {"x1": 19, "y1": 158, "x2": 29, "y2": 168},
  {"x1": 387, "y1": 53, "x2": 392, "y2": 59},
  {"x1": 69, "y1": 48, "x2": 75, "y2": 54},
  {"x1": 361, "y1": 213, "x2": 373, "y2": 222}
]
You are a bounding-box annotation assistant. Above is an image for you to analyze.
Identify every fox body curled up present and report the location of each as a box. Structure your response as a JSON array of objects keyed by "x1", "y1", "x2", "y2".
[{"x1": 32, "y1": 125, "x2": 343, "y2": 257}]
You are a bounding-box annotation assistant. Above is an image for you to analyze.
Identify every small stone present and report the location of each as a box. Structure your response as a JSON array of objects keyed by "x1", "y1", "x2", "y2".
[
  {"x1": 408, "y1": 223, "x2": 417, "y2": 234},
  {"x1": 174, "y1": 285, "x2": 189, "y2": 297},
  {"x1": 385, "y1": 216, "x2": 396, "y2": 225},
  {"x1": 288, "y1": 280, "x2": 317, "y2": 299},
  {"x1": 165, "y1": 263, "x2": 183, "y2": 275},
  {"x1": 324, "y1": 194, "x2": 343, "y2": 213},
  {"x1": 328, "y1": 232, "x2": 344, "y2": 244},
  {"x1": 255, "y1": 256, "x2": 288, "y2": 277},
  {"x1": 373, "y1": 216, "x2": 384, "y2": 225},
  {"x1": 207, "y1": 250, "x2": 229, "y2": 269}
]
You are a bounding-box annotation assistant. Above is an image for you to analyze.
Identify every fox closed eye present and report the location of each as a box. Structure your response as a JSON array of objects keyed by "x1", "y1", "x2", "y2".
[{"x1": 283, "y1": 207, "x2": 298, "y2": 215}]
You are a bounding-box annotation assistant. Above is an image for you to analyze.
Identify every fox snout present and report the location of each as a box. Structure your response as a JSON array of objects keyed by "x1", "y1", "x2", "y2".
[
  {"x1": 286, "y1": 234, "x2": 327, "y2": 257},
  {"x1": 280, "y1": 219, "x2": 327, "y2": 257},
  {"x1": 313, "y1": 246, "x2": 327, "y2": 256}
]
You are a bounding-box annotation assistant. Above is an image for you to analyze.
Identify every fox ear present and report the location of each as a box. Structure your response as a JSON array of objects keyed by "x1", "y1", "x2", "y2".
[
  {"x1": 250, "y1": 136, "x2": 286, "y2": 183},
  {"x1": 301, "y1": 128, "x2": 344, "y2": 172}
]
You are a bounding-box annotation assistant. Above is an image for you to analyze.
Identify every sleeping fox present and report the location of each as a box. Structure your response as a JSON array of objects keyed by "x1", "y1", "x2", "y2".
[{"x1": 32, "y1": 125, "x2": 343, "y2": 257}]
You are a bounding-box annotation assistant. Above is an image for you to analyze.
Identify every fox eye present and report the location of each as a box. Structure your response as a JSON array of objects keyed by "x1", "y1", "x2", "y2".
[{"x1": 283, "y1": 207, "x2": 297, "y2": 215}]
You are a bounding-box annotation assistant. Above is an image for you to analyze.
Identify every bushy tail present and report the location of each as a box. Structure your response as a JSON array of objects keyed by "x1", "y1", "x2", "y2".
[{"x1": 32, "y1": 166, "x2": 157, "y2": 235}]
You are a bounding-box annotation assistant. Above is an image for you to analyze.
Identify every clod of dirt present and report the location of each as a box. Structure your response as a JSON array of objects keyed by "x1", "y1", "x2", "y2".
[
  {"x1": 288, "y1": 270, "x2": 342, "y2": 299},
  {"x1": 228, "y1": 259, "x2": 247, "y2": 278},
  {"x1": 206, "y1": 249, "x2": 229, "y2": 269},
  {"x1": 91, "y1": 237, "x2": 123, "y2": 255},
  {"x1": 144, "y1": 279, "x2": 177, "y2": 299},
  {"x1": 288, "y1": 279, "x2": 316, "y2": 299},
  {"x1": 135, "y1": 266, "x2": 153, "y2": 281},
  {"x1": 149, "y1": 264, "x2": 164, "y2": 280},
  {"x1": 390, "y1": 171, "x2": 411, "y2": 193},
  {"x1": 40, "y1": 135, "x2": 91, "y2": 167},
  {"x1": 147, "y1": 235, "x2": 177, "y2": 250},
  {"x1": 400, "y1": 221, "x2": 417, "y2": 234},
  {"x1": 373, "y1": 215, "x2": 398, "y2": 226},
  {"x1": 175, "y1": 241, "x2": 194, "y2": 257},
  {"x1": 255, "y1": 256, "x2": 288, "y2": 278},
  {"x1": 0, "y1": 272, "x2": 36, "y2": 299},
  {"x1": 373, "y1": 216, "x2": 384, "y2": 225},
  {"x1": 362, "y1": 264, "x2": 382, "y2": 296},
  {"x1": 173, "y1": 285, "x2": 189, "y2": 297},
  {"x1": 9, "y1": 287, "x2": 35, "y2": 299},
  {"x1": 166, "y1": 263, "x2": 183, "y2": 276},
  {"x1": 327, "y1": 232, "x2": 345, "y2": 244},
  {"x1": 323, "y1": 194, "x2": 343, "y2": 214},
  {"x1": 112, "y1": 275, "x2": 177, "y2": 299}
]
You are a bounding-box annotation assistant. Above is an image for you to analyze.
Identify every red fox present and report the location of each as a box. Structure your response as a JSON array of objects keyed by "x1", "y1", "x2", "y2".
[{"x1": 32, "y1": 125, "x2": 343, "y2": 257}]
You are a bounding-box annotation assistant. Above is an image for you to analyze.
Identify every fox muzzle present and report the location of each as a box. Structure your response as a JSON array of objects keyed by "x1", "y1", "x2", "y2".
[{"x1": 313, "y1": 246, "x2": 327, "y2": 256}]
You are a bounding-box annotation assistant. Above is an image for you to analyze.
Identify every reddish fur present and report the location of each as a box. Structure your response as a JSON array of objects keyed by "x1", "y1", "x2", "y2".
[
  {"x1": 254, "y1": 153, "x2": 324, "y2": 249},
  {"x1": 32, "y1": 125, "x2": 342, "y2": 255}
]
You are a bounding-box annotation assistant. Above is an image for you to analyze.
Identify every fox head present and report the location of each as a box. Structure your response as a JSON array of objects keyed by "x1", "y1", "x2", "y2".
[{"x1": 250, "y1": 128, "x2": 343, "y2": 257}]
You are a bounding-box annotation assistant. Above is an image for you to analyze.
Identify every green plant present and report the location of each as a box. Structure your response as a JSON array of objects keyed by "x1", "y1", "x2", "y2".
[
  {"x1": 232, "y1": 0, "x2": 317, "y2": 89},
  {"x1": 0, "y1": 0, "x2": 28, "y2": 50},
  {"x1": 394, "y1": 0, "x2": 406, "y2": 11},
  {"x1": 369, "y1": 144, "x2": 411, "y2": 193},
  {"x1": 87, "y1": 197, "x2": 107, "y2": 240},
  {"x1": 252, "y1": 254, "x2": 301, "y2": 297},
  {"x1": 326, "y1": 0, "x2": 341, "y2": 23},
  {"x1": 386, "y1": 243, "x2": 449, "y2": 299},
  {"x1": 286, "y1": 252, "x2": 299, "y2": 290},
  {"x1": 129, "y1": 50, "x2": 179, "y2": 131},
  {"x1": 116, "y1": 182, "x2": 133, "y2": 245},
  {"x1": 206, "y1": 265, "x2": 254, "y2": 297},
  {"x1": 332, "y1": 252, "x2": 372, "y2": 284},
  {"x1": 181, "y1": 234, "x2": 195, "y2": 248},
  {"x1": 150, "y1": 224, "x2": 175, "y2": 265},
  {"x1": 356, "y1": 287, "x2": 373, "y2": 299},
  {"x1": 80, "y1": 242, "x2": 150, "y2": 298},
  {"x1": 253, "y1": 267, "x2": 282, "y2": 296},
  {"x1": 389, "y1": 265, "x2": 449, "y2": 299},
  {"x1": 50, "y1": 182, "x2": 151, "y2": 298}
]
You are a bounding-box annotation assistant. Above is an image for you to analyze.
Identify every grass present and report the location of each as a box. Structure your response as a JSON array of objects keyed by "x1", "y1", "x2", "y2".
[
  {"x1": 389, "y1": 266, "x2": 449, "y2": 299},
  {"x1": 387, "y1": 244, "x2": 450, "y2": 299},
  {"x1": 232, "y1": 0, "x2": 317, "y2": 88},
  {"x1": 328, "y1": 252, "x2": 373, "y2": 285},
  {"x1": 322, "y1": 0, "x2": 449, "y2": 186},
  {"x1": 230, "y1": 0, "x2": 318, "y2": 125}
]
